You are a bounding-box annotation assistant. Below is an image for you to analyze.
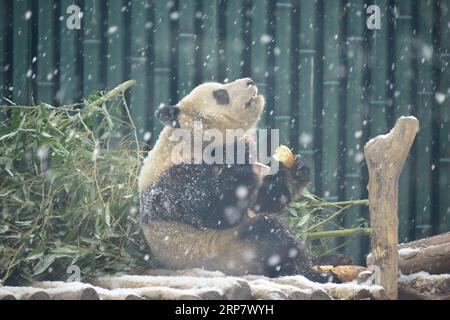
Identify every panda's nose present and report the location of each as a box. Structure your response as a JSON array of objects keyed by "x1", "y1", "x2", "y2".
[{"x1": 246, "y1": 79, "x2": 255, "y2": 86}]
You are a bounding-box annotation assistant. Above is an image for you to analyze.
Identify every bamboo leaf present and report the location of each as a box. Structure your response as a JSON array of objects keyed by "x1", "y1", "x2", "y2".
[{"x1": 33, "y1": 255, "x2": 56, "y2": 275}]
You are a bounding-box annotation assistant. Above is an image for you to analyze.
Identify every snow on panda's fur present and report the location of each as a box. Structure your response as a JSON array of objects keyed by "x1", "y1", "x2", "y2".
[{"x1": 138, "y1": 78, "x2": 331, "y2": 283}]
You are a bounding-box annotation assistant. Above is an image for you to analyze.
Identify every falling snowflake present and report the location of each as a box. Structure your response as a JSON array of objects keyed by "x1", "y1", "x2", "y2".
[
  {"x1": 435, "y1": 92, "x2": 446, "y2": 104},
  {"x1": 108, "y1": 26, "x2": 118, "y2": 34},
  {"x1": 260, "y1": 34, "x2": 272, "y2": 44}
]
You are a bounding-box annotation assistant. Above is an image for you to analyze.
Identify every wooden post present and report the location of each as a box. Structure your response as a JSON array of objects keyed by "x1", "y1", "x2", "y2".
[{"x1": 364, "y1": 116, "x2": 419, "y2": 300}]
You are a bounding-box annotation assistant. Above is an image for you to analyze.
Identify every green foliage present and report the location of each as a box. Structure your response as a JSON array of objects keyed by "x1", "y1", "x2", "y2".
[
  {"x1": 0, "y1": 90, "x2": 150, "y2": 285},
  {"x1": 286, "y1": 191, "x2": 370, "y2": 257}
]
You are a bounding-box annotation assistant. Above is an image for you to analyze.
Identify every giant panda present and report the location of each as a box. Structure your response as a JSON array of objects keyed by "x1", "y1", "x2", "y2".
[{"x1": 138, "y1": 78, "x2": 331, "y2": 283}]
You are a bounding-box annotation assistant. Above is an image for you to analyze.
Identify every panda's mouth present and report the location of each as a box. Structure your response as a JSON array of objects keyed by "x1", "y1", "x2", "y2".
[{"x1": 244, "y1": 94, "x2": 259, "y2": 108}]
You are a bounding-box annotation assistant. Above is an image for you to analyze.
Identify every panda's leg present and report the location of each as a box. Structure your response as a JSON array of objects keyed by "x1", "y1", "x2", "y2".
[
  {"x1": 237, "y1": 215, "x2": 333, "y2": 283},
  {"x1": 142, "y1": 218, "x2": 335, "y2": 282},
  {"x1": 253, "y1": 155, "x2": 311, "y2": 214}
]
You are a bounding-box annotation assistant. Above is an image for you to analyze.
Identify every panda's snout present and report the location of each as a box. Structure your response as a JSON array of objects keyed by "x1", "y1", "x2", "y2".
[{"x1": 246, "y1": 79, "x2": 255, "y2": 86}]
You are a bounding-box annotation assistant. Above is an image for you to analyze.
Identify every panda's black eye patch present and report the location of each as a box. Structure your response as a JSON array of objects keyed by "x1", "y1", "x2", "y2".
[{"x1": 213, "y1": 89, "x2": 230, "y2": 105}]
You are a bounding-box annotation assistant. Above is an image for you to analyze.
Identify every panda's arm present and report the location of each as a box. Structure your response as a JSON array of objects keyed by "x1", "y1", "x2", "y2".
[
  {"x1": 140, "y1": 163, "x2": 257, "y2": 229},
  {"x1": 252, "y1": 155, "x2": 311, "y2": 214}
]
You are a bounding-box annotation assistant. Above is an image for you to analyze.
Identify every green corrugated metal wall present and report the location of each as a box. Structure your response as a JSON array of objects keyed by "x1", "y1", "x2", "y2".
[{"x1": 1, "y1": 0, "x2": 449, "y2": 263}]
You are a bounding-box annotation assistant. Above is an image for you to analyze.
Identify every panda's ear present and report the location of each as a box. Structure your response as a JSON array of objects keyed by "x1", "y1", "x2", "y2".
[
  {"x1": 155, "y1": 105, "x2": 181, "y2": 128},
  {"x1": 213, "y1": 89, "x2": 230, "y2": 105}
]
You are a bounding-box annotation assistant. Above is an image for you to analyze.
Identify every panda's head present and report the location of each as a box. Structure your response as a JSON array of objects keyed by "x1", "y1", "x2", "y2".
[{"x1": 155, "y1": 78, "x2": 265, "y2": 132}]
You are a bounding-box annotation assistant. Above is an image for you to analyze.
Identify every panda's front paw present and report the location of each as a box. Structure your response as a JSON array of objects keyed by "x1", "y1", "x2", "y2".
[{"x1": 291, "y1": 155, "x2": 312, "y2": 185}]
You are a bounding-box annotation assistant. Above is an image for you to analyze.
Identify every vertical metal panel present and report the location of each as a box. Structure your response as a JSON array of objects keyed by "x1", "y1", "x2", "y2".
[
  {"x1": 359, "y1": 0, "x2": 373, "y2": 261},
  {"x1": 240, "y1": 0, "x2": 252, "y2": 78},
  {"x1": 225, "y1": 0, "x2": 244, "y2": 81},
  {"x1": 297, "y1": 0, "x2": 317, "y2": 178},
  {"x1": 273, "y1": 2, "x2": 292, "y2": 146},
  {"x1": 36, "y1": 0, "x2": 57, "y2": 104},
  {"x1": 200, "y1": 0, "x2": 218, "y2": 81},
  {"x1": 430, "y1": 0, "x2": 442, "y2": 236},
  {"x1": 321, "y1": 0, "x2": 341, "y2": 250},
  {"x1": 217, "y1": 0, "x2": 227, "y2": 82},
  {"x1": 336, "y1": 0, "x2": 349, "y2": 253},
  {"x1": 58, "y1": 0, "x2": 82, "y2": 104},
  {"x1": 152, "y1": 0, "x2": 172, "y2": 139},
  {"x1": 12, "y1": 0, "x2": 35, "y2": 104},
  {"x1": 289, "y1": 0, "x2": 300, "y2": 152},
  {"x1": 438, "y1": 0, "x2": 450, "y2": 233},
  {"x1": 322, "y1": 0, "x2": 340, "y2": 201},
  {"x1": 312, "y1": 0, "x2": 324, "y2": 196},
  {"x1": 193, "y1": 0, "x2": 204, "y2": 85},
  {"x1": 178, "y1": 0, "x2": 196, "y2": 98},
  {"x1": 369, "y1": 0, "x2": 389, "y2": 136},
  {"x1": 250, "y1": 0, "x2": 268, "y2": 128},
  {"x1": 343, "y1": 0, "x2": 366, "y2": 264},
  {"x1": 129, "y1": 0, "x2": 151, "y2": 136},
  {"x1": 106, "y1": 0, "x2": 126, "y2": 89},
  {"x1": 265, "y1": 0, "x2": 276, "y2": 133},
  {"x1": 83, "y1": 0, "x2": 106, "y2": 97},
  {"x1": 169, "y1": 0, "x2": 179, "y2": 104},
  {"x1": 394, "y1": 0, "x2": 415, "y2": 242},
  {"x1": 0, "y1": 0, "x2": 6, "y2": 98},
  {"x1": 414, "y1": 0, "x2": 434, "y2": 239}
]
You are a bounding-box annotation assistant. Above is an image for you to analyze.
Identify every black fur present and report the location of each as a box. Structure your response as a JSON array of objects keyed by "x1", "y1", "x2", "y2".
[
  {"x1": 155, "y1": 105, "x2": 180, "y2": 128},
  {"x1": 212, "y1": 89, "x2": 230, "y2": 105},
  {"x1": 238, "y1": 215, "x2": 331, "y2": 282},
  {"x1": 140, "y1": 162, "x2": 257, "y2": 229},
  {"x1": 253, "y1": 167, "x2": 292, "y2": 214}
]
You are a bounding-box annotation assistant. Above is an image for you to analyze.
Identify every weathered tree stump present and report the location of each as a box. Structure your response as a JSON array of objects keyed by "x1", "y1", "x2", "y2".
[
  {"x1": 2, "y1": 286, "x2": 50, "y2": 300},
  {"x1": 33, "y1": 281, "x2": 99, "y2": 300},
  {"x1": 364, "y1": 116, "x2": 419, "y2": 300}
]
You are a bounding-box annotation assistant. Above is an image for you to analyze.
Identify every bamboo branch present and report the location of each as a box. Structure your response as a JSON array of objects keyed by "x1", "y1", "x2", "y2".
[
  {"x1": 0, "y1": 80, "x2": 136, "y2": 111},
  {"x1": 89, "y1": 80, "x2": 136, "y2": 107},
  {"x1": 307, "y1": 228, "x2": 372, "y2": 240}
]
